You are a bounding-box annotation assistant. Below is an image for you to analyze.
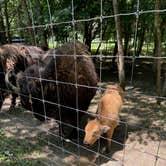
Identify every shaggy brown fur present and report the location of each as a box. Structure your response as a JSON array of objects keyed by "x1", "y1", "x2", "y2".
[
  {"x1": 0, "y1": 44, "x2": 45, "y2": 71},
  {"x1": 17, "y1": 41, "x2": 98, "y2": 138},
  {"x1": 0, "y1": 44, "x2": 45, "y2": 109}
]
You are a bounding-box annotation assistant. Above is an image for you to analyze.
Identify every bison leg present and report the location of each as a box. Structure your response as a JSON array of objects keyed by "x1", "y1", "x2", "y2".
[
  {"x1": 59, "y1": 122, "x2": 78, "y2": 139},
  {"x1": 10, "y1": 92, "x2": 18, "y2": 109},
  {"x1": 105, "y1": 122, "x2": 118, "y2": 153},
  {"x1": 105, "y1": 128, "x2": 115, "y2": 153},
  {"x1": 67, "y1": 127, "x2": 78, "y2": 139},
  {"x1": 0, "y1": 91, "x2": 5, "y2": 110},
  {"x1": 9, "y1": 75, "x2": 18, "y2": 109},
  {"x1": 20, "y1": 96, "x2": 31, "y2": 110},
  {"x1": 32, "y1": 100, "x2": 46, "y2": 121}
]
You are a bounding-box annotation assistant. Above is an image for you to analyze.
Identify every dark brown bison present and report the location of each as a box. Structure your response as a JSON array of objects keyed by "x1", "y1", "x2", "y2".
[
  {"x1": 9, "y1": 41, "x2": 98, "y2": 138},
  {"x1": 0, "y1": 44, "x2": 45, "y2": 109}
]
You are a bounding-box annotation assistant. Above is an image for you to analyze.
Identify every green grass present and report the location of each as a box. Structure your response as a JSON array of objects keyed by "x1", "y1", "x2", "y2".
[
  {"x1": 0, "y1": 129, "x2": 45, "y2": 166},
  {"x1": 48, "y1": 40, "x2": 156, "y2": 56},
  {"x1": 48, "y1": 41, "x2": 58, "y2": 48}
]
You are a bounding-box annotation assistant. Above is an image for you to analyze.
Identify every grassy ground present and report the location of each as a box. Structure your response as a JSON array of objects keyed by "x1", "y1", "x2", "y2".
[
  {"x1": 49, "y1": 40, "x2": 155, "y2": 56},
  {"x1": 0, "y1": 129, "x2": 43, "y2": 165},
  {"x1": 0, "y1": 108, "x2": 47, "y2": 166}
]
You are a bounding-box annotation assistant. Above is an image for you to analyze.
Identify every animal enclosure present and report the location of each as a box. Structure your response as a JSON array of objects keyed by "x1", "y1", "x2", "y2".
[{"x1": 0, "y1": 0, "x2": 166, "y2": 166}]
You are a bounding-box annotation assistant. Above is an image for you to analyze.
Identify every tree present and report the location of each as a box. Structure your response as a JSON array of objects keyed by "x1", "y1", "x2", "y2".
[
  {"x1": 33, "y1": 0, "x2": 48, "y2": 47},
  {"x1": 4, "y1": 0, "x2": 11, "y2": 43},
  {"x1": 162, "y1": 74, "x2": 166, "y2": 97},
  {"x1": 75, "y1": 0, "x2": 101, "y2": 51},
  {"x1": 21, "y1": 0, "x2": 36, "y2": 45},
  {"x1": 154, "y1": 0, "x2": 162, "y2": 104},
  {"x1": 0, "y1": 5, "x2": 6, "y2": 44},
  {"x1": 113, "y1": 0, "x2": 125, "y2": 89}
]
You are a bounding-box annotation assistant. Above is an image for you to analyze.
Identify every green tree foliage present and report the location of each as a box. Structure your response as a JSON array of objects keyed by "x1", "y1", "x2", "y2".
[{"x1": 0, "y1": 0, "x2": 165, "y2": 57}]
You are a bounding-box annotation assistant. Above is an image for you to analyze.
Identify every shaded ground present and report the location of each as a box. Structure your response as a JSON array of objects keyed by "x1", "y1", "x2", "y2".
[{"x1": 0, "y1": 59, "x2": 166, "y2": 166}]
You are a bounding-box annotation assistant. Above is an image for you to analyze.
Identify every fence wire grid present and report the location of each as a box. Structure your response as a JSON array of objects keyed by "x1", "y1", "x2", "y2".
[{"x1": 0, "y1": 0, "x2": 166, "y2": 166}]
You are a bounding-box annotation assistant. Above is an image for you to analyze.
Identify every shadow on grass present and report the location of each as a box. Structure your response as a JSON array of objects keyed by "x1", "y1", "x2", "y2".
[{"x1": 0, "y1": 128, "x2": 49, "y2": 166}]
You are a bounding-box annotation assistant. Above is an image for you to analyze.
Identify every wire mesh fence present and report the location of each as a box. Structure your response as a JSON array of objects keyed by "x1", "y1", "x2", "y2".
[{"x1": 0, "y1": 0, "x2": 166, "y2": 165}]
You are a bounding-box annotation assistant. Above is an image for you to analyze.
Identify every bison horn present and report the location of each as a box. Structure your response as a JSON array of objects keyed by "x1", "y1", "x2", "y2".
[{"x1": 5, "y1": 70, "x2": 20, "y2": 93}]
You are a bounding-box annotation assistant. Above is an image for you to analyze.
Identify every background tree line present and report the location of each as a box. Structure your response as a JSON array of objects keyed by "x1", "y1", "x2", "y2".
[
  {"x1": 0, "y1": 0, "x2": 165, "y2": 99},
  {"x1": 0, "y1": 0, "x2": 165, "y2": 54}
]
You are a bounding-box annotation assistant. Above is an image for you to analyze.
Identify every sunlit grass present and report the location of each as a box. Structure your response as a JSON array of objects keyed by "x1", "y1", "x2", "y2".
[
  {"x1": 48, "y1": 39, "x2": 166, "y2": 57},
  {"x1": 0, "y1": 129, "x2": 45, "y2": 166}
]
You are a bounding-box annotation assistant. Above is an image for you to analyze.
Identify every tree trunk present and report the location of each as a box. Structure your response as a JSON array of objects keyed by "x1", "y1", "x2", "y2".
[
  {"x1": 112, "y1": 41, "x2": 118, "y2": 71},
  {"x1": 162, "y1": 74, "x2": 166, "y2": 97},
  {"x1": 124, "y1": 24, "x2": 131, "y2": 57},
  {"x1": 84, "y1": 22, "x2": 92, "y2": 51},
  {"x1": 4, "y1": 1, "x2": 11, "y2": 43},
  {"x1": 35, "y1": 0, "x2": 48, "y2": 47},
  {"x1": 0, "y1": 7, "x2": 7, "y2": 44},
  {"x1": 154, "y1": 0, "x2": 162, "y2": 104},
  {"x1": 17, "y1": 5, "x2": 24, "y2": 39},
  {"x1": 22, "y1": 0, "x2": 36, "y2": 45},
  {"x1": 95, "y1": 25, "x2": 107, "y2": 55},
  {"x1": 136, "y1": 28, "x2": 145, "y2": 56},
  {"x1": 113, "y1": 0, "x2": 125, "y2": 89}
]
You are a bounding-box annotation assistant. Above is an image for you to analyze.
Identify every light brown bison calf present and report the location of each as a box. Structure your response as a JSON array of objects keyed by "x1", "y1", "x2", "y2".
[{"x1": 84, "y1": 84, "x2": 124, "y2": 152}]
